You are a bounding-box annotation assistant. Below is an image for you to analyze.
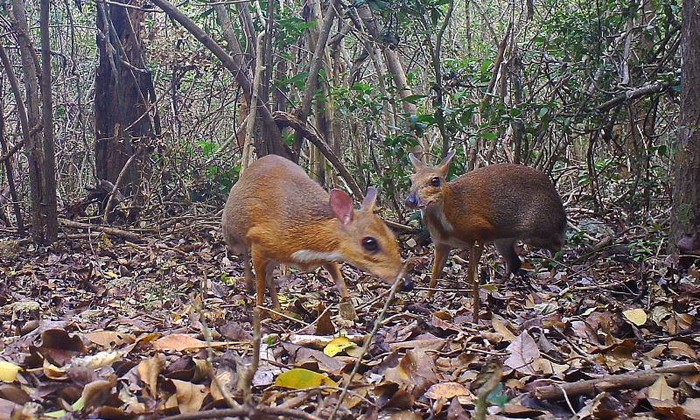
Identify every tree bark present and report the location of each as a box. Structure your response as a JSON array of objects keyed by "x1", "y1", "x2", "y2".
[
  {"x1": 671, "y1": 0, "x2": 700, "y2": 248},
  {"x1": 10, "y1": 0, "x2": 57, "y2": 244},
  {"x1": 39, "y1": 0, "x2": 58, "y2": 242},
  {"x1": 355, "y1": 5, "x2": 417, "y2": 118},
  {"x1": 95, "y1": 0, "x2": 159, "y2": 217},
  {"x1": 0, "y1": 44, "x2": 28, "y2": 235}
]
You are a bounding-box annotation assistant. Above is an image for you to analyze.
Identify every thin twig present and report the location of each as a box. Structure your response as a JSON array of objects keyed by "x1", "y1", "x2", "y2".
[
  {"x1": 329, "y1": 266, "x2": 408, "y2": 419},
  {"x1": 196, "y1": 271, "x2": 241, "y2": 409}
]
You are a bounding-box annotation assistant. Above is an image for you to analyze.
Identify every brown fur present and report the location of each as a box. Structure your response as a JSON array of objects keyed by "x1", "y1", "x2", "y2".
[
  {"x1": 406, "y1": 151, "x2": 566, "y2": 319},
  {"x1": 222, "y1": 155, "x2": 403, "y2": 308}
]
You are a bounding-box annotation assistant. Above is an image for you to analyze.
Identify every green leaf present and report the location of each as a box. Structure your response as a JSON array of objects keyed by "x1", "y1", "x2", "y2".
[
  {"x1": 323, "y1": 337, "x2": 356, "y2": 357},
  {"x1": 401, "y1": 94, "x2": 427, "y2": 104},
  {"x1": 275, "y1": 368, "x2": 338, "y2": 389}
]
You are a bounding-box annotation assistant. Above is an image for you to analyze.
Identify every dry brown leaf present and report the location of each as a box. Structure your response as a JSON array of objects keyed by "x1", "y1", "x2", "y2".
[
  {"x1": 505, "y1": 330, "x2": 541, "y2": 374},
  {"x1": 446, "y1": 396, "x2": 470, "y2": 419},
  {"x1": 648, "y1": 399, "x2": 685, "y2": 418},
  {"x1": 668, "y1": 341, "x2": 698, "y2": 360},
  {"x1": 72, "y1": 350, "x2": 123, "y2": 369},
  {"x1": 648, "y1": 376, "x2": 674, "y2": 401},
  {"x1": 42, "y1": 360, "x2": 68, "y2": 381},
  {"x1": 39, "y1": 329, "x2": 87, "y2": 366},
  {"x1": 388, "y1": 411, "x2": 422, "y2": 420},
  {"x1": 315, "y1": 303, "x2": 335, "y2": 335},
  {"x1": 682, "y1": 398, "x2": 700, "y2": 418},
  {"x1": 491, "y1": 314, "x2": 516, "y2": 342},
  {"x1": 153, "y1": 334, "x2": 208, "y2": 351},
  {"x1": 383, "y1": 349, "x2": 439, "y2": 397},
  {"x1": 79, "y1": 379, "x2": 116, "y2": 411},
  {"x1": 424, "y1": 382, "x2": 471, "y2": 400},
  {"x1": 171, "y1": 379, "x2": 208, "y2": 414},
  {"x1": 282, "y1": 342, "x2": 346, "y2": 375},
  {"x1": 0, "y1": 384, "x2": 31, "y2": 405},
  {"x1": 137, "y1": 354, "x2": 164, "y2": 398},
  {"x1": 623, "y1": 308, "x2": 648, "y2": 326},
  {"x1": 210, "y1": 370, "x2": 235, "y2": 403},
  {"x1": 154, "y1": 334, "x2": 235, "y2": 351},
  {"x1": 83, "y1": 331, "x2": 135, "y2": 348}
]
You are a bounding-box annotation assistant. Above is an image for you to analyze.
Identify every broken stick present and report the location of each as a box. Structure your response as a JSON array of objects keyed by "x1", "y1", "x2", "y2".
[{"x1": 534, "y1": 363, "x2": 700, "y2": 400}]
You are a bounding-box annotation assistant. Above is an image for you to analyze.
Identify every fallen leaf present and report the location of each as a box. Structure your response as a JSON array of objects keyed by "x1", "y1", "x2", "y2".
[
  {"x1": 39, "y1": 329, "x2": 87, "y2": 366},
  {"x1": 83, "y1": 331, "x2": 135, "y2": 348},
  {"x1": 668, "y1": 341, "x2": 698, "y2": 360},
  {"x1": 0, "y1": 361, "x2": 21, "y2": 383},
  {"x1": 43, "y1": 360, "x2": 68, "y2": 381},
  {"x1": 682, "y1": 398, "x2": 700, "y2": 418},
  {"x1": 153, "y1": 334, "x2": 208, "y2": 351},
  {"x1": 274, "y1": 368, "x2": 338, "y2": 389},
  {"x1": 623, "y1": 308, "x2": 648, "y2": 326},
  {"x1": 383, "y1": 349, "x2": 439, "y2": 396},
  {"x1": 137, "y1": 355, "x2": 164, "y2": 398},
  {"x1": 316, "y1": 303, "x2": 336, "y2": 335},
  {"x1": 491, "y1": 315, "x2": 516, "y2": 342},
  {"x1": 72, "y1": 350, "x2": 123, "y2": 369},
  {"x1": 78, "y1": 379, "x2": 116, "y2": 411},
  {"x1": 153, "y1": 334, "x2": 233, "y2": 351},
  {"x1": 648, "y1": 376, "x2": 674, "y2": 401},
  {"x1": 424, "y1": 382, "x2": 471, "y2": 400},
  {"x1": 0, "y1": 384, "x2": 31, "y2": 404},
  {"x1": 171, "y1": 379, "x2": 208, "y2": 414},
  {"x1": 323, "y1": 336, "x2": 356, "y2": 357},
  {"x1": 210, "y1": 370, "x2": 235, "y2": 403},
  {"x1": 505, "y1": 331, "x2": 541, "y2": 374}
]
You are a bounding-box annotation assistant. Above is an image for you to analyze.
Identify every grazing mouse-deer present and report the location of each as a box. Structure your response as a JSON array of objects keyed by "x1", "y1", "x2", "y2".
[
  {"x1": 222, "y1": 155, "x2": 404, "y2": 318},
  {"x1": 405, "y1": 150, "x2": 566, "y2": 321}
]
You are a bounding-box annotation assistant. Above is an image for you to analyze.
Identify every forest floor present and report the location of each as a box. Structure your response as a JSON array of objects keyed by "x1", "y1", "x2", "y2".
[{"x1": 0, "y1": 210, "x2": 699, "y2": 419}]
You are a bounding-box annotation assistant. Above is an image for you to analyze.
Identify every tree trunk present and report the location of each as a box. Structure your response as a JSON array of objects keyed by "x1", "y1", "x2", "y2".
[
  {"x1": 671, "y1": 0, "x2": 700, "y2": 247},
  {"x1": 95, "y1": 0, "x2": 160, "y2": 220},
  {"x1": 39, "y1": 0, "x2": 58, "y2": 242},
  {"x1": 0, "y1": 45, "x2": 26, "y2": 235},
  {"x1": 10, "y1": 0, "x2": 57, "y2": 244}
]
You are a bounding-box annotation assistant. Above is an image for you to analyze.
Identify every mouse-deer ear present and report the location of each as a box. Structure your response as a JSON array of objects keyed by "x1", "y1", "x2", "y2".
[
  {"x1": 329, "y1": 189, "x2": 354, "y2": 225},
  {"x1": 361, "y1": 187, "x2": 378, "y2": 211},
  {"x1": 409, "y1": 153, "x2": 426, "y2": 170},
  {"x1": 437, "y1": 149, "x2": 456, "y2": 175}
]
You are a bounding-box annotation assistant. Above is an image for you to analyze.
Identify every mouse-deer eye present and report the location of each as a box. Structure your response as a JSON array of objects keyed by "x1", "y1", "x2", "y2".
[
  {"x1": 362, "y1": 237, "x2": 379, "y2": 253},
  {"x1": 430, "y1": 177, "x2": 441, "y2": 187}
]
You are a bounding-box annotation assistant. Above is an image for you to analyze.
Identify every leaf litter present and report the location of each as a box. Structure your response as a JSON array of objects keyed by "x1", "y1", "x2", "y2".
[{"x1": 0, "y1": 215, "x2": 699, "y2": 419}]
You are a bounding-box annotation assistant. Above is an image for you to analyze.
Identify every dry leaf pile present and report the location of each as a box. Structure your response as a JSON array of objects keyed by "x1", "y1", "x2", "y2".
[{"x1": 0, "y1": 217, "x2": 699, "y2": 419}]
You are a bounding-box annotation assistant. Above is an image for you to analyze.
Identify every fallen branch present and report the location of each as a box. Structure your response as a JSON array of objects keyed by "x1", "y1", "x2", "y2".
[
  {"x1": 533, "y1": 363, "x2": 700, "y2": 400},
  {"x1": 163, "y1": 406, "x2": 322, "y2": 420},
  {"x1": 59, "y1": 218, "x2": 144, "y2": 243}
]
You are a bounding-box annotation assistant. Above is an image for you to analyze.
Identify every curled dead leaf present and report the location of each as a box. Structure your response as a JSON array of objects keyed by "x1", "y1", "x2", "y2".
[
  {"x1": 171, "y1": 379, "x2": 208, "y2": 414},
  {"x1": 137, "y1": 354, "x2": 164, "y2": 398}
]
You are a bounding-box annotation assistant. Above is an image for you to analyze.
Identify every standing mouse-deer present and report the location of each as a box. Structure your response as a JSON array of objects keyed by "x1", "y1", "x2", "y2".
[
  {"x1": 405, "y1": 150, "x2": 566, "y2": 321},
  {"x1": 222, "y1": 155, "x2": 404, "y2": 318}
]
